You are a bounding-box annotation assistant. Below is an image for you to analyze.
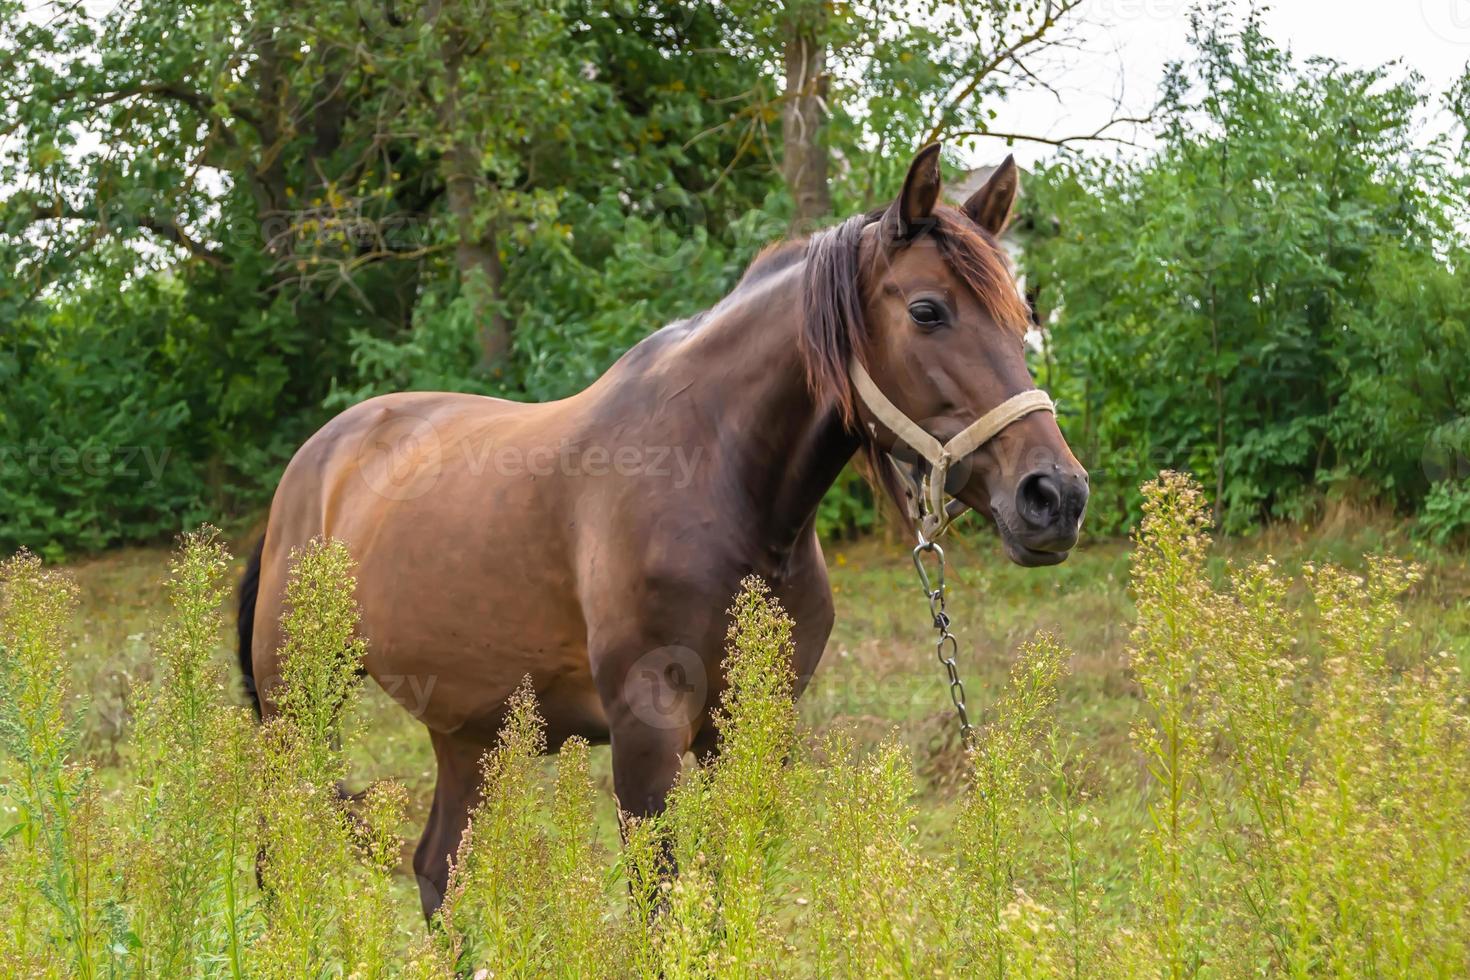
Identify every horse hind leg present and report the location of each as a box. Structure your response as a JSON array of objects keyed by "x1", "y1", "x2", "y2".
[{"x1": 414, "y1": 731, "x2": 487, "y2": 923}]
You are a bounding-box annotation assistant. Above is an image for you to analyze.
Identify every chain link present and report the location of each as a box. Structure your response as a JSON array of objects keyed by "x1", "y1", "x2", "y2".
[{"x1": 911, "y1": 539, "x2": 974, "y2": 747}]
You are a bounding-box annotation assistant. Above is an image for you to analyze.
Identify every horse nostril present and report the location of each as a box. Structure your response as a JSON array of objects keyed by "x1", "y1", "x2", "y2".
[{"x1": 1016, "y1": 472, "x2": 1063, "y2": 529}]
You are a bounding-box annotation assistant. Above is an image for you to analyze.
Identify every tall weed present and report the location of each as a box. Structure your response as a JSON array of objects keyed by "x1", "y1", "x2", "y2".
[
  {"x1": 250, "y1": 537, "x2": 407, "y2": 978},
  {"x1": 437, "y1": 681, "x2": 620, "y2": 977},
  {"x1": 1, "y1": 483, "x2": 1467, "y2": 977},
  {"x1": 959, "y1": 634, "x2": 1069, "y2": 976},
  {"x1": 1127, "y1": 472, "x2": 1470, "y2": 976},
  {"x1": 123, "y1": 527, "x2": 257, "y2": 977},
  {"x1": 0, "y1": 551, "x2": 122, "y2": 978}
]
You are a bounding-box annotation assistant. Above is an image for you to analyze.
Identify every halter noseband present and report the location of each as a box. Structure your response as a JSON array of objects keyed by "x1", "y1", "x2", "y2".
[{"x1": 849, "y1": 356, "x2": 1055, "y2": 543}]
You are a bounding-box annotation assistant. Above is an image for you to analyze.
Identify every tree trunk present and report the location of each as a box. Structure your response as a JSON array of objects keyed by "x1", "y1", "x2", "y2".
[
  {"x1": 440, "y1": 43, "x2": 511, "y2": 368},
  {"x1": 443, "y1": 141, "x2": 509, "y2": 367},
  {"x1": 781, "y1": 15, "x2": 831, "y2": 233}
]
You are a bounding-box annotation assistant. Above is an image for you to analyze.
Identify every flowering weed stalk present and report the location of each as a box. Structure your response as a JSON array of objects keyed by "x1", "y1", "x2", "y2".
[{"x1": 0, "y1": 551, "x2": 122, "y2": 978}]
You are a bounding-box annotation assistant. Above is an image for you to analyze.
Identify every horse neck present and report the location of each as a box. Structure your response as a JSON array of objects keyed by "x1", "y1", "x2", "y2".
[{"x1": 676, "y1": 260, "x2": 862, "y2": 558}]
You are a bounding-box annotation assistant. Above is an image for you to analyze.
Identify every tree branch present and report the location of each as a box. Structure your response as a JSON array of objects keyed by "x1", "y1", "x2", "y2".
[
  {"x1": 924, "y1": 0, "x2": 1086, "y2": 145},
  {"x1": 24, "y1": 198, "x2": 227, "y2": 267},
  {"x1": 946, "y1": 113, "x2": 1152, "y2": 150},
  {"x1": 133, "y1": 215, "x2": 228, "y2": 267},
  {"x1": 72, "y1": 80, "x2": 262, "y2": 142}
]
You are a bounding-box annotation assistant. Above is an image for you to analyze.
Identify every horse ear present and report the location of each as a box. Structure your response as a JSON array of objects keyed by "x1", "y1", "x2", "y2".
[
  {"x1": 962, "y1": 154, "x2": 1020, "y2": 235},
  {"x1": 882, "y1": 143, "x2": 943, "y2": 241}
]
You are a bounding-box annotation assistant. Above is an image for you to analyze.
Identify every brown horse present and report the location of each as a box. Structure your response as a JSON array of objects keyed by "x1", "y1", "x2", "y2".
[{"x1": 237, "y1": 144, "x2": 1088, "y2": 919}]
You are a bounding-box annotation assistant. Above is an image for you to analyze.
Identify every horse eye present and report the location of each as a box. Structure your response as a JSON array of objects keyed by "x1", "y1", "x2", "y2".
[{"x1": 908, "y1": 300, "x2": 946, "y2": 328}]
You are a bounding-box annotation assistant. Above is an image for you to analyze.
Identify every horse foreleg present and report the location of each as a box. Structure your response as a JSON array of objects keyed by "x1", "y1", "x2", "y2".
[
  {"x1": 599, "y1": 650, "x2": 704, "y2": 924},
  {"x1": 414, "y1": 731, "x2": 486, "y2": 923},
  {"x1": 610, "y1": 719, "x2": 689, "y2": 820},
  {"x1": 601, "y1": 641, "x2": 704, "y2": 814}
]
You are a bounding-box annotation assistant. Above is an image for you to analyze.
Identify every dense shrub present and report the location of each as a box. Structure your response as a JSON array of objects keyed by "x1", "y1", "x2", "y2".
[
  {"x1": 4, "y1": 0, "x2": 1467, "y2": 552},
  {"x1": 1025, "y1": 7, "x2": 1470, "y2": 534},
  {"x1": 1, "y1": 473, "x2": 1467, "y2": 975},
  {"x1": 0, "y1": 256, "x2": 366, "y2": 558}
]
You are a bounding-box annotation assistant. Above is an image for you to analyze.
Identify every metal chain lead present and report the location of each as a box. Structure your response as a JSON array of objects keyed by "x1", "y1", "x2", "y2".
[{"x1": 911, "y1": 539, "x2": 974, "y2": 747}]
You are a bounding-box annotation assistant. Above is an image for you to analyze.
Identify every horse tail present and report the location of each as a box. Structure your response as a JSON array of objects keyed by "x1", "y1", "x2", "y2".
[{"x1": 237, "y1": 535, "x2": 266, "y2": 718}]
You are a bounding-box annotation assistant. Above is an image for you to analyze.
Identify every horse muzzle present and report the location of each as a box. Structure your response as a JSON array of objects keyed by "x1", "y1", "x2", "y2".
[{"x1": 992, "y1": 464, "x2": 1089, "y2": 566}]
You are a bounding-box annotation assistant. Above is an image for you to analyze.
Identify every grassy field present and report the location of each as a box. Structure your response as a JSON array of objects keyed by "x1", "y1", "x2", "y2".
[
  {"x1": 53, "y1": 500, "x2": 1470, "y2": 929},
  {"x1": 63, "y1": 505, "x2": 1470, "y2": 782},
  {"x1": 4, "y1": 481, "x2": 1465, "y2": 975}
]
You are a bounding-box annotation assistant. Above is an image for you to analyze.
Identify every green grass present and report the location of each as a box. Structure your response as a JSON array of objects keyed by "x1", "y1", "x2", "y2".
[
  {"x1": 9, "y1": 486, "x2": 1469, "y2": 975},
  {"x1": 54, "y1": 505, "x2": 1470, "y2": 846}
]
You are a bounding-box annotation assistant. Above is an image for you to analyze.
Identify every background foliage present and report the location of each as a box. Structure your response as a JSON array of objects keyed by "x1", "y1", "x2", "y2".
[
  {"x1": 1, "y1": 0, "x2": 1466, "y2": 553},
  {"x1": 1024, "y1": 7, "x2": 1470, "y2": 535}
]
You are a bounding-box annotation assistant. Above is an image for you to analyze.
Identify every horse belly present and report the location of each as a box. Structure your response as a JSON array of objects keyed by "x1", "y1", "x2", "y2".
[
  {"x1": 357, "y1": 574, "x2": 602, "y2": 742},
  {"x1": 344, "y1": 487, "x2": 602, "y2": 743}
]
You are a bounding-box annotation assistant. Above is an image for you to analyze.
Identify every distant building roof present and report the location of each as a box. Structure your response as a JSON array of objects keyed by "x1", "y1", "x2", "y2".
[
  {"x1": 944, "y1": 162, "x2": 1048, "y2": 254},
  {"x1": 944, "y1": 165, "x2": 1013, "y2": 207}
]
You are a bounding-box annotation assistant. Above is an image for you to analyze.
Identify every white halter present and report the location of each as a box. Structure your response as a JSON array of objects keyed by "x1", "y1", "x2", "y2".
[{"x1": 849, "y1": 356, "x2": 1055, "y2": 542}]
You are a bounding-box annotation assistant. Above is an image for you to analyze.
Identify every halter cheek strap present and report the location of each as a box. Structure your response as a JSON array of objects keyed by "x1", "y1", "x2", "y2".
[{"x1": 849, "y1": 356, "x2": 1056, "y2": 543}]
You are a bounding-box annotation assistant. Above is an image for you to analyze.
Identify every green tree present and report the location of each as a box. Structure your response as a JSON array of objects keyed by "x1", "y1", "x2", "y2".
[
  {"x1": 1025, "y1": 3, "x2": 1470, "y2": 532},
  {"x1": 0, "y1": 0, "x2": 772, "y2": 550}
]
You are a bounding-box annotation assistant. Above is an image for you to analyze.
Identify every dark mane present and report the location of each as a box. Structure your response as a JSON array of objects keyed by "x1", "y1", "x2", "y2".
[
  {"x1": 797, "y1": 205, "x2": 1029, "y2": 427},
  {"x1": 798, "y1": 212, "x2": 872, "y2": 427}
]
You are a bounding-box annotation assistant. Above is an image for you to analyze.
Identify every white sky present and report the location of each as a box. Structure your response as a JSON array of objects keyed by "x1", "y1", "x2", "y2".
[{"x1": 962, "y1": 0, "x2": 1470, "y2": 170}]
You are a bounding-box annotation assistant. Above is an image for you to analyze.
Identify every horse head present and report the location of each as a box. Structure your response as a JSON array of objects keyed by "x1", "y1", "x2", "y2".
[{"x1": 803, "y1": 144, "x2": 1089, "y2": 564}]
